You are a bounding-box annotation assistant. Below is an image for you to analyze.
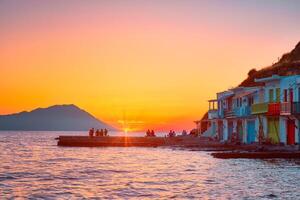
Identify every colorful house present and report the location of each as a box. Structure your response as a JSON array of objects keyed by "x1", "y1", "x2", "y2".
[
  {"x1": 231, "y1": 87, "x2": 259, "y2": 144},
  {"x1": 205, "y1": 87, "x2": 260, "y2": 143},
  {"x1": 255, "y1": 75, "x2": 300, "y2": 145},
  {"x1": 279, "y1": 75, "x2": 300, "y2": 145},
  {"x1": 255, "y1": 75, "x2": 281, "y2": 144}
]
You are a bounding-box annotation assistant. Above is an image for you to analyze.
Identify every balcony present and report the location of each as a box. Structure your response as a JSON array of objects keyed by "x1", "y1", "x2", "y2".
[
  {"x1": 267, "y1": 102, "x2": 280, "y2": 116},
  {"x1": 208, "y1": 109, "x2": 218, "y2": 120},
  {"x1": 208, "y1": 99, "x2": 218, "y2": 119},
  {"x1": 280, "y1": 102, "x2": 291, "y2": 115},
  {"x1": 251, "y1": 102, "x2": 268, "y2": 115},
  {"x1": 234, "y1": 106, "x2": 251, "y2": 117},
  {"x1": 292, "y1": 102, "x2": 300, "y2": 115}
]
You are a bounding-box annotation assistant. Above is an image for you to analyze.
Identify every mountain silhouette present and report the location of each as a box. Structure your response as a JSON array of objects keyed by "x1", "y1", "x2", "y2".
[{"x1": 0, "y1": 104, "x2": 117, "y2": 131}]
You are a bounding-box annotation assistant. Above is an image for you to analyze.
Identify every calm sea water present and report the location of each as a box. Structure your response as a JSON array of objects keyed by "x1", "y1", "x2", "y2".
[{"x1": 0, "y1": 131, "x2": 300, "y2": 199}]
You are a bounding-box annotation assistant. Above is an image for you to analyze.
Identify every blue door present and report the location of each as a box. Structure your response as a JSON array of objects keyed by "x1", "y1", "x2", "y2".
[
  {"x1": 247, "y1": 121, "x2": 256, "y2": 144},
  {"x1": 218, "y1": 121, "x2": 223, "y2": 141},
  {"x1": 228, "y1": 121, "x2": 233, "y2": 140}
]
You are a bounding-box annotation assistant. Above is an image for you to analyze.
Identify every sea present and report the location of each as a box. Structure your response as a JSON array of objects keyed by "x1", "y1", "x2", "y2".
[{"x1": 0, "y1": 131, "x2": 300, "y2": 199}]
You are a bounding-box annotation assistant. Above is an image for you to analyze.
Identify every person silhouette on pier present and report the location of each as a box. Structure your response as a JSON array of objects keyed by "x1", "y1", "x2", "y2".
[
  {"x1": 95, "y1": 129, "x2": 100, "y2": 136},
  {"x1": 89, "y1": 128, "x2": 94, "y2": 137},
  {"x1": 99, "y1": 129, "x2": 103, "y2": 136},
  {"x1": 146, "y1": 129, "x2": 151, "y2": 137},
  {"x1": 151, "y1": 130, "x2": 156, "y2": 137}
]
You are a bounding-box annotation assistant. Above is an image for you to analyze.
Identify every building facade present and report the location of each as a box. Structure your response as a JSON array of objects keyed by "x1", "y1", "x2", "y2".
[{"x1": 204, "y1": 74, "x2": 300, "y2": 145}]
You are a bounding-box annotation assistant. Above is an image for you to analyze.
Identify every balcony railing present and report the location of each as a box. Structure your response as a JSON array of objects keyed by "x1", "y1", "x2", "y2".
[
  {"x1": 267, "y1": 102, "x2": 280, "y2": 116},
  {"x1": 292, "y1": 102, "x2": 300, "y2": 115},
  {"x1": 234, "y1": 106, "x2": 251, "y2": 117},
  {"x1": 224, "y1": 109, "x2": 235, "y2": 118},
  {"x1": 208, "y1": 109, "x2": 218, "y2": 119},
  {"x1": 251, "y1": 102, "x2": 268, "y2": 114},
  {"x1": 280, "y1": 102, "x2": 291, "y2": 115}
]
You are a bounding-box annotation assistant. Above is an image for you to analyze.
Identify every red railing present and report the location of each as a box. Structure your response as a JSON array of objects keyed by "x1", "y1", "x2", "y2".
[{"x1": 267, "y1": 102, "x2": 280, "y2": 116}]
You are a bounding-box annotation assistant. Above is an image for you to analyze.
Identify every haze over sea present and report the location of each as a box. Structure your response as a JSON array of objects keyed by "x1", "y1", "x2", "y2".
[{"x1": 1, "y1": 131, "x2": 300, "y2": 199}]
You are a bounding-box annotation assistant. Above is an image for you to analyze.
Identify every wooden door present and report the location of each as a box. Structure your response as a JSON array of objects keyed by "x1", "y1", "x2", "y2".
[
  {"x1": 237, "y1": 121, "x2": 243, "y2": 142},
  {"x1": 287, "y1": 119, "x2": 295, "y2": 145},
  {"x1": 267, "y1": 117, "x2": 280, "y2": 144}
]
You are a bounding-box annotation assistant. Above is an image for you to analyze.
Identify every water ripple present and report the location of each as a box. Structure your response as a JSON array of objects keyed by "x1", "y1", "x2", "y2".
[{"x1": 0, "y1": 131, "x2": 300, "y2": 199}]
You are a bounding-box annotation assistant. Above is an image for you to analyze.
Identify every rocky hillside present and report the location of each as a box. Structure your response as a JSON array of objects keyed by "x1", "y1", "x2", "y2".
[{"x1": 240, "y1": 41, "x2": 300, "y2": 87}]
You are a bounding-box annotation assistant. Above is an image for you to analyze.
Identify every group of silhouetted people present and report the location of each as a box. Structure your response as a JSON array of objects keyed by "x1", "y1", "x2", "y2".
[
  {"x1": 168, "y1": 130, "x2": 176, "y2": 137},
  {"x1": 146, "y1": 129, "x2": 156, "y2": 137},
  {"x1": 89, "y1": 128, "x2": 108, "y2": 137},
  {"x1": 87, "y1": 127, "x2": 192, "y2": 138},
  {"x1": 144, "y1": 129, "x2": 191, "y2": 137}
]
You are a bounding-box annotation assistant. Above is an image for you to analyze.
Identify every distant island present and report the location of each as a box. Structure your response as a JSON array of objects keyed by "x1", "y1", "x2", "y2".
[{"x1": 0, "y1": 104, "x2": 117, "y2": 131}]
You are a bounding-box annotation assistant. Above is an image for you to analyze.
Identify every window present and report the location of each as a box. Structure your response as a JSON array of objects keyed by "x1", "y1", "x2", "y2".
[
  {"x1": 259, "y1": 90, "x2": 264, "y2": 103},
  {"x1": 276, "y1": 88, "x2": 280, "y2": 102},
  {"x1": 248, "y1": 96, "x2": 254, "y2": 106},
  {"x1": 289, "y1": 88, "x2": 294, "y2": 102},
  {"x1": 284, "y1": 89, "x2": 288, "y2": 102},
  {"x1": 236, "y1": 98, "x2": 241, "y2": 107}
]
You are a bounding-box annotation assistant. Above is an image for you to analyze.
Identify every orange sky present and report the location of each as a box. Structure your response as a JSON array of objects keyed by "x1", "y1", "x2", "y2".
[{"x1": 1, "y1": 1, "x2": 300, "y2": 131}]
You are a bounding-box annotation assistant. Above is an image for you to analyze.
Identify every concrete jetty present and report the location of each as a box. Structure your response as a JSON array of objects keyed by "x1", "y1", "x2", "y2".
[
  {"x1": 56, "y1": 136, "x2": 300, "y2": 160},
  {"x1": 56, "y1": 135, "x2": 274, "y2": 150},
  {"x1": 56, "y1": 135, "x2": 210, "y2": 147},
  {"x1": 211, "y1": 145, "x2": 300, "y2": 159}
]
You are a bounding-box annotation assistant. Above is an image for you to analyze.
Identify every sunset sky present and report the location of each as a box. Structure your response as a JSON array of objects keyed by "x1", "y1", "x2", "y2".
[{"x1": 1, "y1": 0, "x2": 300, "y2": 131}]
